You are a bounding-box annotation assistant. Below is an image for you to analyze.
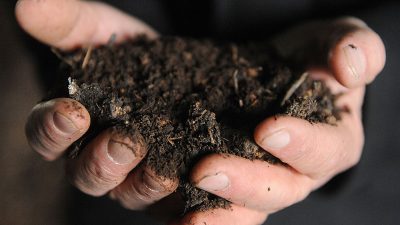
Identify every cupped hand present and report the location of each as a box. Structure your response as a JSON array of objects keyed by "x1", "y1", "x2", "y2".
[
  {"x1": 19, "y1": 2, "x2": 386, "y2": 223},
  {"x1": 172, "y1": 17, "x2": 386, "y2": 225},
  {"x1": 19, "y1": 0, "x2": 178, "y2": 212}
]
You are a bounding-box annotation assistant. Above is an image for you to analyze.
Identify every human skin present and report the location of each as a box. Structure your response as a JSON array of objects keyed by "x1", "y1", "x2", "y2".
[{"x1": 17, "y1": 0, "x2": 385, "y2": 224}]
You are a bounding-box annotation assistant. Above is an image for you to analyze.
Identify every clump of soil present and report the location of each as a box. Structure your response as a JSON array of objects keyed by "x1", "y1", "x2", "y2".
[{"x1": 51, "y1": 36, "x2": 340, "y2": 212}]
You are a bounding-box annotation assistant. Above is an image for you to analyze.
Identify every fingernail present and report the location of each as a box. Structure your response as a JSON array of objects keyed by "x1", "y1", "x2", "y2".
[
  {"x1": 53, "y1": 112, "x2": 78, "y2": 134},
  {"x1": 107, "y1": 138, "x2": 136, "y2": 165},
  {"x1": 343, "y1": 44, "x2": 366, "y2": 79},
  {"x1": 261, "y1": 129, "x2": 290, "y2": 150},
  {"x1": 196, "y1": 172, "x2": 230, "y2": 192}
]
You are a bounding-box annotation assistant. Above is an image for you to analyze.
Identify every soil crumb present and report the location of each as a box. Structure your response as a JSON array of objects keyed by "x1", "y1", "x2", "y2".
[{"x1": 50, "y1": 36, "x2": 340, "y2": 212}]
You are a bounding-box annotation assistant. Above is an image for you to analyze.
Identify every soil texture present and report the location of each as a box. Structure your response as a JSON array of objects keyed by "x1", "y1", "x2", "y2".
[{"x1": 50, "y1": 36, "x2": 340, "y2": 212}]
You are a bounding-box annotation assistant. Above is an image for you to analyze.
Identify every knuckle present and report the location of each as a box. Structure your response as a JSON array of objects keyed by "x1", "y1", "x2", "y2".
[
  {"x1": 73, "y1": 159, "x2": 120, "y2": 196},
  {"x1": 84, "y1": 159, "x2": 119, "y2": 186},
  {"x1": 111, "y1": 183, "x2": 157, "y2": 210},
  {"x1": 136, "y1": 169, "x2": 175, "y2": 200},
  {"x1": 112, "y1": 168, "x2": 177, "y2": 210}
]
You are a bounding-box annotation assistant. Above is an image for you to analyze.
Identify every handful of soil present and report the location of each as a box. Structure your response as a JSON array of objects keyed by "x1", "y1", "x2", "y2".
[{"x1": 51, "y1": 36, "x2": 340, "y2": 212}]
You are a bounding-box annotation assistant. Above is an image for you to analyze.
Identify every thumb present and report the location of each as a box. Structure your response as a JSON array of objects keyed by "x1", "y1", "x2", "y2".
[
  {"x1": 15, "y1": 0, "x2": 157, "y2": 50},
  {"x1": 270, "y1": 17, "x2": 386, "y2": 88}
]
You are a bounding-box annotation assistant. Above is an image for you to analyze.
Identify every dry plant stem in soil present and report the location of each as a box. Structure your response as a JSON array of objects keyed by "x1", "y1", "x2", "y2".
[{"x1": 48, "y1": 36, "x2": 341, "y2": 212}]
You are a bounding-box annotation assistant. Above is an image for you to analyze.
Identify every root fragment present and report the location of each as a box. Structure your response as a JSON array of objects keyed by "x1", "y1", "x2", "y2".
[
  {"x1": 281, "y1": 72, "x2": 308, "y2": 106},
  {"x1": 82, "y1": 46, "x2": 93, "y2": 69}
]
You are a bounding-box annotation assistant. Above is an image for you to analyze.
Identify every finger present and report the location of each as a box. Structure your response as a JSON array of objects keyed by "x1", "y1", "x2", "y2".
[
  {"x1": 109, "y1": 164, "x2": 179, "y2": 210},
  {"x1": 25, "y1": 98, "x2": 90, "y2": 161},
  {"x1": 270, "y1": 17, "x2": 385, "y2": 88},
  {"x1": 328, "y1": 17, "x2": 386, "y2": 88},
  {"x1": 67, "y1": 128, "x2": 147, "y2": 196},
  {"x1": 191, "y1": 154, "x2": 312, "y2": 213},
  {"x1": 254, "y1": 107, "x2": 364, "y2": 184},
  {"x1": 169, "y1": 204, "x2": 267, "y2": 225},
  {"x1": 15, "y1": 0, "x2": 157, "y2": 50}
]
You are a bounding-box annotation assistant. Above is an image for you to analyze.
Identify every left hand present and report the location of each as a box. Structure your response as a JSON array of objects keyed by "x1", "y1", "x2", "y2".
[{"x1": 170, "y1": 17, "x2": 386, "y2": 225}]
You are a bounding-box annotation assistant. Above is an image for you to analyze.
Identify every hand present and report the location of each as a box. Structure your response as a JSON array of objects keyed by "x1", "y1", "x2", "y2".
[
  {"x1": 19, "y1": 0, "x2": 178, "y2": 213},
  {"x1": 171, "y1": 17, "x2": 386, "y2": 225}
]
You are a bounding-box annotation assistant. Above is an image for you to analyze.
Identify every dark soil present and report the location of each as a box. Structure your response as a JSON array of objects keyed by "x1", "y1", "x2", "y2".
[{"x1": 50, "y1": 36, "x2": 340, "y2": 212}]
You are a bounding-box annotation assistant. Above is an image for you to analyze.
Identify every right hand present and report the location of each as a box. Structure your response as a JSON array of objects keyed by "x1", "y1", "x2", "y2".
[{"x1": 18, "y1": 0, "x2": 178, "y2": 211}]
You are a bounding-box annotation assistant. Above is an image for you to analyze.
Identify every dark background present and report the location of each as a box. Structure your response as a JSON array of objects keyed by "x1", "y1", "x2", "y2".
[{"x1": 1, "y1": 1, "x2": 399, "y2": 224}]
